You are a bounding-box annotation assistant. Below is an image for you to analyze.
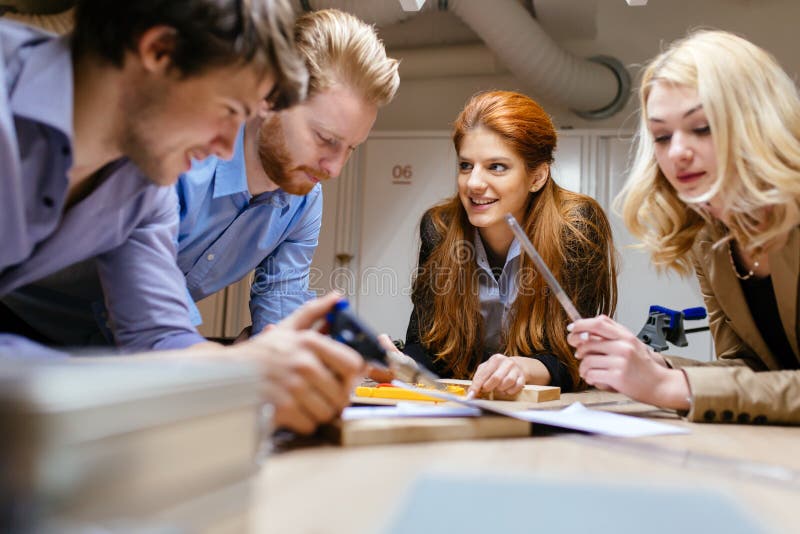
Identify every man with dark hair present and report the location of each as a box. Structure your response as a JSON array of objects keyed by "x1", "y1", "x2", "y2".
[
  {"x1": 2, "y1": 9, "x2": 400, "y2": 347},
  {"x1": 0, "y1": 0, "x2": 364, "y2": 434},
  {"x1": 70, "y1": 0, "x2": 304, "y2": 111}
]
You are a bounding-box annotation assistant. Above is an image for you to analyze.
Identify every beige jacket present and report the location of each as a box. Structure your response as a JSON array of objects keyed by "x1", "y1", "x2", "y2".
[{"x1": 664, "y1": 226, "x2": 800, "y2": 424}]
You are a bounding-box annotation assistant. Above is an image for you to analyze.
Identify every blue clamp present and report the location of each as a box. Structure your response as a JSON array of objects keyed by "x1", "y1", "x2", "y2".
[{"x1": 638, "y1": 305, "x2": 708, "y2": 352}]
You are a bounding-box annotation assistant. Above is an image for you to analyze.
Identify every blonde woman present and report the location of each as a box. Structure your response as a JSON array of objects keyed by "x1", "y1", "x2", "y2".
[{"x1": 568, "y1": 30, "x2": 800, "y2": 424}]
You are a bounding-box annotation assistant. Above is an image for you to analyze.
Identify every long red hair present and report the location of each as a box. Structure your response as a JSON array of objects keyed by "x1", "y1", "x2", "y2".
[{"x1": 411, "y1": 91, "x2": 618, "y2": 387}]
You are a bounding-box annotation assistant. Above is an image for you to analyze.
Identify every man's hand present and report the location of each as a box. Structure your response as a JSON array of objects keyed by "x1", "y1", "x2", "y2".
[
  {"x1": 228, "y1": 292, "x2": 364, "y2": 434},
  {"x1": 363, "y1": 334, "x2": 418, "y2": 383}
]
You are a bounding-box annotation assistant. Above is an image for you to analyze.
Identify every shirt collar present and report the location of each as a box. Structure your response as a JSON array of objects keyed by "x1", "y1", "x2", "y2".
[
  {"x1": 211, "y1": 124, "x2": 291, "y2": 209},
  {"x1": 473, "y1": 229, "x2": 522, "y2": 271},
  {"x1": 212, "y1": 125, "x2": 248, "y2": 198},
  {"x1": 9, "y1": 31, "x2": 73, "y2": 142},
  {"x1": 252, "y1": 187, "x2": 290, "y2": 209},
  {"x1": 508, "y1": 236, "x2": 521, "y2": 262}
]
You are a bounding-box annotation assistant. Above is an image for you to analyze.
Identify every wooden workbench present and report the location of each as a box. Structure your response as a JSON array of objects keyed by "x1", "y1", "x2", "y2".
[{"x1": 250, "y1": 390, "x2": 800, "y2": 533}]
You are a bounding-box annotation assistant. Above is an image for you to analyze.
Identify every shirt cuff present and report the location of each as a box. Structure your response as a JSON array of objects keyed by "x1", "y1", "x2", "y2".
[
  {"x1": 251, "y1": 290, "x2": 317, "y2": 334},
  {"x1": 0, "y1": 334, "x2": 70, "y2": 359},
  {"x1": 681, "y1": 366, "x2": 757, "y2": 423}
]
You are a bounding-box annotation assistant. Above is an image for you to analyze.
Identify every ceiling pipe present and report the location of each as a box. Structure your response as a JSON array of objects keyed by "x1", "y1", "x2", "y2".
[{"x1": 302, "y1": 0, "x2": 630, "y2": 119}]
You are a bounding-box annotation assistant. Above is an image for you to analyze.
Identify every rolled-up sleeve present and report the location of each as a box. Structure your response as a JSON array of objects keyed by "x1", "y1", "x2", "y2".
[
  {"x1": 97, "y1": 186, "x2": 206, "y2": 351},
  {"x1": 248, "y1": 191, "x2": 322, "y2": 334},
  {"x1": 0, "y1": 334, "x2": 69, "y2": 359}
]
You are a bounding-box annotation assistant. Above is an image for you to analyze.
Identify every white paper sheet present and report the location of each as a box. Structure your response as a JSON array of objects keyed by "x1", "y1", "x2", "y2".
[
  {"x1": 514, "y1": 402, "x2": 689, "y2": 437},
  {"x1": 388, "y1": 380, "x2": 689, "y2": 437}
]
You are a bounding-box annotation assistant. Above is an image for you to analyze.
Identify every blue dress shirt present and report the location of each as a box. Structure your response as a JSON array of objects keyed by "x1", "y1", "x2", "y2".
[
  {"x1": 0, "y1": 20, "x2": 205, "y2": 354},
  {"x1": 472, "y1": 230, "x2": 522, "y2": 353},
  {"x1": 177, "y1": 126, "x2": 322, "y2": 334}
]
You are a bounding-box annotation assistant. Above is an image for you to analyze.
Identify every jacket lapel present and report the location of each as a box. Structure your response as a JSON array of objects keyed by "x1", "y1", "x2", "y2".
[
  {"x1": 700, "y1": 234, "x2": 779, "y2": 369},
  {"x1": 770, "y1": 226, "x2": 800, "y2": 361}
]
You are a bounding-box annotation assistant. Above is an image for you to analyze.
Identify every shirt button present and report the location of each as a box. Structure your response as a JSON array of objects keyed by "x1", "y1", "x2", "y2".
[
  {"x1": 62, "y1": 145, "x2": 70, "y2": 156},
  {"x1": 207, "y1": 254, "x2": 215, "y2": 261},
  {"x1": 42, "y1": 196, "x2": 55, "y2": 207}
]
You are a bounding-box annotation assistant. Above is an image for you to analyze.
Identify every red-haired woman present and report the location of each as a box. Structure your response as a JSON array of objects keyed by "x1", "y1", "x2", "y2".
[{"x1": 404, "y1": 90, "x2": 617, "y2": 398}]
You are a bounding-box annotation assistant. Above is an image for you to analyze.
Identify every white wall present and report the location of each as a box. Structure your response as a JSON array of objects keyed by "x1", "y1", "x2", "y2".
[{"x1": 353, "y1": 133, "x2": 457, "y2": 338}]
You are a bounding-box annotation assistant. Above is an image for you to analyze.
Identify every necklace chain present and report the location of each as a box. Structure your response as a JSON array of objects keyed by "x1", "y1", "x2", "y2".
[{"x1": 728, "y1": 241, "x2": 760, "y2": 280}]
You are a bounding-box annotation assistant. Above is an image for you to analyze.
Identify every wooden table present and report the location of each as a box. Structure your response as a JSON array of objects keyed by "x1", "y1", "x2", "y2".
[{"x1": 250, "y1": 390, "x2": 800, "y2": 533}]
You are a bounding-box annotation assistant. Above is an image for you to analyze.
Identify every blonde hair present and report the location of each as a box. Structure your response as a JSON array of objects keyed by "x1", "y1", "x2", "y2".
[
  {"x1": 294, "y1": 9, "x2": 399, "y2": 107},
  {"x1": 619, "y1": 30, "x2": 800, "y2": 274}
]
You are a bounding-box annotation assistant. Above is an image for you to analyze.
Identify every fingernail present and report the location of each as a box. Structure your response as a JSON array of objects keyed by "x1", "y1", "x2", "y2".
[
  {"x1": 566, "y1": 323, "x2": 574, "y2": 332},
  {"x1": 580, "y1": 332, "x2": 589, "y2": 341},
  {"x1": 465, "y1": 391, "x2": 476, "y2": 400}
]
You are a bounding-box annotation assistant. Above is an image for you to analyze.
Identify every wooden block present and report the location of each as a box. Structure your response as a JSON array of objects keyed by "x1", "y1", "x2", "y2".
[
  {"x1": 333, "y1": 416, "x2": 531, "y2": 447},
  {"x1": 437, "y1": 379, "x2": 560, "y2": 403}
]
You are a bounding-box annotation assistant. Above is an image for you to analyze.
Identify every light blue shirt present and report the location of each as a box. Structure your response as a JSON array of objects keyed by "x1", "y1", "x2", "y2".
[
  {"x1": 473, "y1": 230, "x2": 522, "y2": 353},
  {"x1": 177, "y1": 126, "x2": 322, "y2": 334},
  {"x1": 0, "y1": 21, "x2": 205, "y2": 353}
]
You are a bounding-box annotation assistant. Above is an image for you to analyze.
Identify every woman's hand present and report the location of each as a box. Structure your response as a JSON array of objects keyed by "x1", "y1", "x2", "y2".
[
  {"x1": 469, "y1": 354, "x2": 526, "y2": 399},
  {"x1": 567, "y1": 315, "x2": 690, "y2": 410}
]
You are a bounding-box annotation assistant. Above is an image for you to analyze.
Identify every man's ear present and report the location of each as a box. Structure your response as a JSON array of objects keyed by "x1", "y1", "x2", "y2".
[
  {"x1": 255, "y1": 98, "x2": 273, "y2": 119},
  {"x1": 136, "y1": 26, "x2": 178, "y2": 74},
  {"x1": 529, "y1": 163, "x2": 549, "y2": 192}
]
